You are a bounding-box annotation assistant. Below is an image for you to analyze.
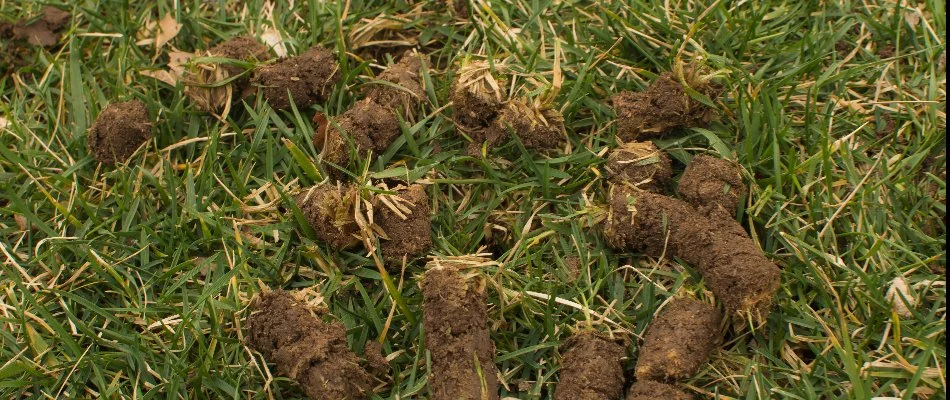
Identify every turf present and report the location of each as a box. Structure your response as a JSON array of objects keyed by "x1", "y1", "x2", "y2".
[{"x1": 0, "y1": 0, "x2": 945, "y2": 399}]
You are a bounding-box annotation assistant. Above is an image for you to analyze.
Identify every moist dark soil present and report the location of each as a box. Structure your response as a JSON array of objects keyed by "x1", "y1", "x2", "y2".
[
  {"x1": 554, "y1": 332, "x2": 626, "y2": 400},
  {"x1": 635, "y1": 298, "x2": 722, "y2": 382},
  {"x1": 376, "y1": 184, "x2": 433, "y2": 261},
  {"x1": 421, "y1": 262, "x2": 499, "y2": 400},
  {"x1": 86, "y1": 100, "x2": 152, "y2": 166},
  {"x1": 1, "y1": 6, "x2": 70, "y2": 48},
  {"x1": 337, "y1": 98, "x2": 402, "y2": 156},
  {"x1": 603, "y1": 186, "x2": 781, "y2": 317},
  {"x1": 611, "y1": 72, "x2": 721, "y2": 141},
  {"x1": 604, "y1": 141, "x2": 672, "y2": 191},
  {"x1": 295, "y1": 183, "x2": 361, "y2": 250},
  {"x1": 487, "y1": 101, "x2": 565, "y2": 151},
  {"x1": 625, "y1": 381, "x2": 693, "y2": 400},
  {"x1": 362, "y1": 54, "x2": 426, "y2": 117},
  {"x1": 183, "y1": 36, "x2": 271, "y2": 111},
  {"x1": 246, "y1": 291, "x2": 376, "y2": 400},
  {"x1": 254, "y1": 45, "x2": 339, "y2": 110}
]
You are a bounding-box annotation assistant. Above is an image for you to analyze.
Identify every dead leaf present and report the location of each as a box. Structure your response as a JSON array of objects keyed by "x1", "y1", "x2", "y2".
[
  {"x1": 155, "y1": 13, "x2": 181, "y2": 51},
  {"x1": 260, "y1": 26, "x2": 286, "y2": 57},
  {"x1": 139, "y1": 69, "x2": 178, "y2": 86},
  {"x1": 886, "y1": 277, "x2": 916, "y2": 318},
  {"x1": 0, "y1": 116, "x2": 9, "y2": 130}
]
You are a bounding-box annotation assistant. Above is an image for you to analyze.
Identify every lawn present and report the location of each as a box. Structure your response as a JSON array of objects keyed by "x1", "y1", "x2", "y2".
[{"x1": 0, "y1": 0, "x2": 945, "y2": 399}]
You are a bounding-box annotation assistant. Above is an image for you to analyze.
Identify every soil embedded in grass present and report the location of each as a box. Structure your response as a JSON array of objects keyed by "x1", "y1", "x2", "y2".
[
  {"x1": 184, "y1": 36, "x2": 271, "y2": 112},
  {"x1": 362, "y1": 53, "x2": 426, "y2": 117},
  {"x1": 375, "y1": 184, "x2": 433, "y2": 262}
]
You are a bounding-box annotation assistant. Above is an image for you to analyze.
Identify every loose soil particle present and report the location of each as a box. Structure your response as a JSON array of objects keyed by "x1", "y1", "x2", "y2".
[
  {"x1": 625, "y1": 381, "x2": 693, "y2": 400},
  {"x1": 362, "y1": 54, "x2": 426, "y2": 117},
  {"x1": 635, "y1": 298, "x2": 722, "y2": 382},
  {"x1": 421, "y1": 262, "x2": 499, "y2": 400},
  {"x1": 604, "y1": 141, "x2": 672, "y2": 191},
  {"x1": 554, "y1": 332, "x2": 626, "y2": 400},
  {"x1": 611, "y1": 72, "x2": 720, "y2": 141},
  {"x1": 246, "y1": 291, "x2": 376, "y2": 400},
  {"x1": 375, "y1": 184, "x2": 433, "y2": 261},
  {"x1": 86, "y1": 100, "x2": 153, "y2": 166},
  {"x1": 295, "y1": 183, "x2": 361, "y2": 250},
  {"x1": 603, "y1": 186, "x2": 781, "y2": 317},
  {"x1": 254, "y1": 45, "x2": 339, "y2": 110}
]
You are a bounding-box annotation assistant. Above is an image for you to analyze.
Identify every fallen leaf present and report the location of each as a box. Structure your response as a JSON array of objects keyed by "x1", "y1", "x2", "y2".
[
  {"x1": 139, "y1": 69, "x2": 178, "y2": 86},
  {"x1": 886, "y1": 277, "x2": 916, "y2": 318},
  {"x1": 260, "y1": 26, "x2": 286, "y2": 57},
  {"x1": 154, "y1": 13, "x2": 182, "y2": 51}
]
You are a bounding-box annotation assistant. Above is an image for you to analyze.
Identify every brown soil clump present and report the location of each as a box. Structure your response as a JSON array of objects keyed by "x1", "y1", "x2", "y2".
[
  {"x1": 554, "y1": 332, "x2": 626, "y2": 400},
  {"x1": 362, "y1": 54, "x2": 426, "y2": 117},
  {"x1": 184, "y1": 36, "x2": 271, "y2": 111},
  {"x1": 678, "y1": 154, "x2": 746, "y2": 215},
  {"x1": 421, "y1": 260, "x2": 499, "y2": 400},
  {"x1": 87, "y1": 100, "x2": 153, "y2": 166},
  {"x1": 312, "y1": 112, "x2": 352, "y2": 177},
  {"x1": 375, "y1": 184, "x2": 433, "y2": 261},
  {"x1": 1, "y1": 6, "x2": 70, "y2": 48},
  {"x1": 337, "y1": 98, "x2": 402, "y2": 156},
  {"x1": 295, "y1": 183, "x2": 361, "y2": 250},
  {"x1": 486, "y1": 100, "x2": 565, "y2": 151},
  {"x1": 604, "y1": 141, "x2": 672, "y2": 191},
  {"x1": 602, "y1": 186, "x2": 780, "y2": 317},
  {"x1": 635, "y1": 298, "x2": 722, "y2": 382},
  {"x1": 451, "y1": 75, "x2": 504, "y2": 132},
  {"x1": 625, "y1": 381, "x2": 693, "y2": 400},
  {"x1": 254, "y1": 45, "x2": 340, "y2": 110},
  {"x1": 246, "y1": 291, "x2": 376, "y2": 400},
  {"x1": 611, "y1": 72, "x2": 721, "y2": 141}
]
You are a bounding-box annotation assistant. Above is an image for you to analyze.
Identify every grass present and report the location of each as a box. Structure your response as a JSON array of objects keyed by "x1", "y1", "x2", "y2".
[{"x1": 0, "y1": 0, "x2": 945, "y2": 399}]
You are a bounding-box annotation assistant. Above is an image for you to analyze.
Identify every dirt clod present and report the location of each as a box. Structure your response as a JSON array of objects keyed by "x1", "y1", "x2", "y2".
[
  {"x1": 485, "y1": 100, "x2": 565, "y2": 151},
  {"x1": 635, "y1": 298, "x2": 722, "y2": 382},
  {"x1": 295, "y1": 183, "x2": 361, "y2": 250},
  {"x1": 313, "y1": 112, "x2": 352, "y2": 177},
  {"x1": 677, "y1": 154, "x2": 749, "y2": 238},
  {"x1": 603, "y1": 186, "x2": 781, "y2": 317},
  {"x1": 611, "y1": 72, "x2": 720, "y2": 141},
  {"x1": 421, "y1": 260, "x2": 499, "y2": 400},
  {"x1": 255, "y1": 45, "x2": 339, "y2": 110},
  {"x1": 87, "y1": 100, "x2": 153, "y2": 166},
  {"x1": 678, "y1": 154, "x2": 746, "y2": 215},
  {"x1": 605, "y1": 141, "x2": 672, "y2": 191},
  {"x1": 363, "y1": 54, "x2": 426, "y2": 117},
  {"x1": 375, "y1": 184, "x2": 432, "y2": 261},
  {"x1": 337, "y1": 98, "x2": 402, "y2": 156},
  {"x1": 184, "y1": 36, "x2": 271, "y2": 111},
  {"x1": 246, "y1": 291, "x2": 376, "y2": 400},
  {"x1": 451, "y1": 73, "x2": 504, "y2": 132},
  {"x1": 554, "y1": 332, "x2": 626, "y2": 400},
  {"x1": 625, "y1": 381, "x2": 693, "y2": 400}
]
